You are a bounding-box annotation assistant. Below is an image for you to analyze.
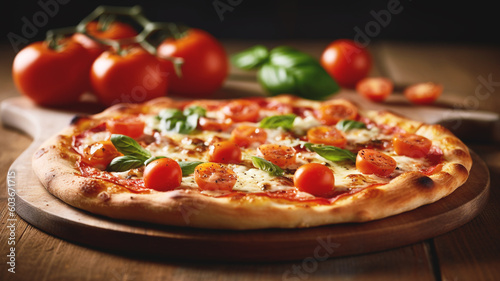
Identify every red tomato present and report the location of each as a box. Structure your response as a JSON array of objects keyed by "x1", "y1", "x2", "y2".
[
  {"x1": 106, "y1": 117, "x2": 145, "y2": 139},
  {"x1": 265, "y1": 101, "x2": 294, "y2": 114},
  {"x1": 90, "y1": 48, "x2": 168, "y2": 106},
  {"x1": 231, "y1": 125, "x2": 267, "y2": 147},
  {"x1": 73, "y1": 21, "x2": 138, "y2": 60},
  {"x1": 320, "y1": 39, "x2": 372, "y2": 88},
  {"x1": 356, "y1": 77, "x2": 393, "y2": 102},
  {"x1": 393, "y1": 133, "x2": 432, "y2": 158},
  {"x1": 258, "y1": 144, "x2": 296, "y2": 168},
  {"x1": 12, "y1": 40, "x2": 92, "y2": 106},
  {"x1": 356, "y1": 149, "x2": 396, "y2": 177},
  {"x1": 194, "y1": 163, "x2": 237, "y2": 191},
  {"x1": 157, "y1": 28, "x2": 228, "y2": 97},
  {"x1": 209, "y1": 141, "x2": 242, "y2": 164},
  {"x1": 143, "y1": 158, "x2": 182, "y2": 191},
  {"x1": 315, "y1": 100, "x2": 358, "y2": 125},
  {"x1": 404, "y1": 82, "x2": 443, "y2": 105},
  {"x1": 294, "y1": 163, "x2": 335, "y2": 197},
  {"x1": 307, "y1": 126, "x2": 347, "y2": 148},
  {"x1": 83, "y1": 140, "x2": 121, "y2": 170},
  {"x1": 222, "y1": 100, "x2": 260, "y2": 122},
  {"x1": 198, "y1": 117, "x2": 233, "y2": 132}
]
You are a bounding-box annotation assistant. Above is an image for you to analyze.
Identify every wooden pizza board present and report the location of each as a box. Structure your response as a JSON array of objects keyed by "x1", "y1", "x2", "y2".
[{"x1": 1, "y1": 94, "x2": 491, "y2": 262}]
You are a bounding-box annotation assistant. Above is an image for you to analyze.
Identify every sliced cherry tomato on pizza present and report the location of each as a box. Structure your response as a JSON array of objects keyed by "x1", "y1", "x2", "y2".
[
  {"x1": 90, "y1": 47, "x2": 168, "y2": 107},
  {"x1": 307, "y1": 126, "x2": 347, "y2": 148},
  {"x1": 198, "y1": 117, "x2": 233, "y2": 132},
  {"x1": 393, "y1": 133, "x2": 432, "y2": 158},
  {"x1": 157, "y1": 28, "x2": 228, "y2": 98},
  {"x1": 12, "y1": 39, "x2": 92, "y2": 106},
  {"x1": 320, "y1": 39, "x2": 372, "y2": 88},
  {"x1": 294, "y1": 163, "x2": 335, "y2": 197},
  {"x1": 83, "y1": 140, "x2": 122, "y2": 170},
  {"x1": 404, "y1": 82, "x2": 443, "y2": 105},
  {"x1": 356, "y1": 77, "x2": 393, "y2": 102},
  {"x1": 265, "y1": 101, "x2": 294, "y2": 114},
  {"x1": 315, "y1": 100, "x2": 358, "y2": 125},
  {"x1": 106, "y1": 117, "x2": 145, "y2": 139},
  {"x1": 231, "y1": 125, "x2": 268, "y2": 148},
  {"x1": 222, "y1": 100, "x2": 260, "y2": 122},
  {"x1": 356, "y1": 149, "x2": 397, "y2": 177},
  {"x1": 143, "y1": 158, "x2": 182, "y2": 191},
  {"x1": 194, "y1": 163, "x2": 237, "y2": 191},
  {"x1": 73, "y1": 21, "x2": 138, "y2": 61},
  {"x1": 258, "y1": 144, "x2": 296, "y2": 168},
  {"x1": 209, "y1": 141, "x2": 242, "y2": 164}
]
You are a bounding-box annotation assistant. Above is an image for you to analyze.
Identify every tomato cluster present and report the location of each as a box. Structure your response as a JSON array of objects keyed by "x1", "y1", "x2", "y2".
[{"x1": 13, "y1": 21, "x2": 228, "y2": 107}]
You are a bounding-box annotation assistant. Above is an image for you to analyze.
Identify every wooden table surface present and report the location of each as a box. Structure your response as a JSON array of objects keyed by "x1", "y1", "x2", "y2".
[{"x1": 1, "y1": 40, "x2": 499, "y2": 281}]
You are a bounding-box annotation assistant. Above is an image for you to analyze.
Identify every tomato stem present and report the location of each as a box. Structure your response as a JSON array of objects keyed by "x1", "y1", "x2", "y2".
[
  {"x1": 97, "y1": 14, "x2": 116, "y2": 32},
  {"x1": 45, "y1": 26, "x2": 77, "y2": 51}
]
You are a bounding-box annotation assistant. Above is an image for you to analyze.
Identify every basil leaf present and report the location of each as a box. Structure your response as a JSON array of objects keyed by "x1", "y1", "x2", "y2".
[
  {"x1": 260, "y1": 114, "x2": 297, "y2": 130},
  {"x1": 251, "y1": 156, "x2": 284, "y2": 177},
  {"x1": 257, "y1": 63, "x2": 296, "y2": 96},
  {"x1": 269, "y1": 46, "x2": 317, "y2": 68},
  {"x1": 107, "y1": 155, "x2": 144, "y2": 172},
  {"x1": 231, "y1": 45, "x2": 269, "y2": 70},
  {"x1": 178, "y1": 161, "x2": 204, "y2": 176},
  {"x1": 158, "y1": 106, "x2": 206, "y2": 135},
  {"x1": 292, "y1": 65, "x2": 340, "y2": 100},
  {"x1": 305, "y1": 143, "x2": 356, "y2": 162},
  {"x1": 183, "y1": 106, "x2": 206, "y2": 117},
  {"x1": 110, "y1": 134, "x2": 151, "y2": 161},
  {"x1": 159, "y1": 108, "x2": 183, "y2": 120},
  {"x1": 336, "y1": 120, "x2": 366, "y2": 131},
  {"x1": 144, "y1": 156, "x2": 166, "y2": 166}
]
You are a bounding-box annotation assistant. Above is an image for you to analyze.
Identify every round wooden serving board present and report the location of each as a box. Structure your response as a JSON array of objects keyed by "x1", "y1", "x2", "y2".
[{"x1": 1, "y1": 96, "x2": 490, "y2": 262}]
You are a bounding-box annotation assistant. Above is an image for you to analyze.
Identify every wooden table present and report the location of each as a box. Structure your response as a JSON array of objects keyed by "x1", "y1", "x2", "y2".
[{"x1": 1, "y1": 40, "x2": 499, "y2": 280}]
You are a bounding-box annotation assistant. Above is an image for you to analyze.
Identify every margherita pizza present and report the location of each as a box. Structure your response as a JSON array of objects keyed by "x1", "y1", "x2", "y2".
[{"x1": 32, "y1": 95, "x2": 472, "y2": 229}]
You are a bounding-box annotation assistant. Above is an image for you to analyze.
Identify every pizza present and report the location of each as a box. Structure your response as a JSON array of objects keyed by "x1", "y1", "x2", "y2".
[{"x1": 32, "y1": 95, "x2": 472, "y2": 229}]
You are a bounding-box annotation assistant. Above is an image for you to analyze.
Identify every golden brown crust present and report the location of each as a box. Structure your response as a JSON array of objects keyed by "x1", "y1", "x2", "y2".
[{"x1": 32, "y1": 96, "x2": 473, "y2": 230}]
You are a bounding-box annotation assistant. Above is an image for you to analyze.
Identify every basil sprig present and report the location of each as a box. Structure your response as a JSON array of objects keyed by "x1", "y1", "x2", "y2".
[
  {"x1": 107, "y1": 134, "x2": 203, "y2": 175},
  {"x1": 336, "y1": 119, "x2": 366, "y2": 132},
  {"x1": 304, "y1": 143, "x2": 356, "y2": 162},
  {"x1": 157, "y1": 106, "x2": 206, "y2": 134},
  {"x1": 259, "y1": 114, "x2": 296, "y2": 130},
  {"x1": 251, "y1": 156, "x2": 284, "y2": 177},
  {"x1": 231, "y1": 46, "x2": 339, "y2": 100}
]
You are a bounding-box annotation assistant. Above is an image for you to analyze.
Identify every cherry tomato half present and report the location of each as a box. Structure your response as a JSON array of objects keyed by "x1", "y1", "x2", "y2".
[
  {"x1": 209, "y1": 141, "x2": 242, "y2": 164},
  {"x1": 222, "y1": 100, "x2": 260, "y2": 122},
  {"x1": 404, "y1": 82, "x2": 443, "y2": 105},
  {"x1": 315, "y1": 100, "x2": 358, "y2": 125},
  {"x1": 12, "y1": 40, "x2": 92, "y2": 106},
  {"x1": 320, "y1": 39, "x2": 372, "y2": 88},
  {"x1": 83, "y1": 140, "x2": 121, "y2": 170},
  {"x1": 157, "y1": 28, "x2": 228, "y2": 98},
  {"x1": 258, "y1": 144, "x2": 296, "y2": 168},
  {"x1": 143, "y1": 158, "x2": 182, "y2": 191},
  {"x1": 294, "y1": 163, "x2": 335, "y2": 197},
  {"x1": 356, "y1": 77, "x2": 393, "y2": 102},
  {"x1": 73, "y1": 21, "x2": 138, "y2": 61},
  {"x1": 393, "y1": 133, "x2": 432, "y2": 158},
  {"x1": 90, "y1": 48, "x2": 169, "y2": 106},
  {"x1": 356, "y1": 149, "x2": 396, "y2": 177},
  {"x1": 198, "y1": 117, "x2": 233, "y2": 132},
  {"x1": 231, "y1": 125, "x2": 267, "y2": 148},
  {"x1": 194, "y1": 163, "x2": 237, "y2": 191},
  {"x1": 106, "y1": 117, "x2": 145, "y2": 139},
  {"x1": 307, "y1": 126, "x2": 347, "y2": 148}
]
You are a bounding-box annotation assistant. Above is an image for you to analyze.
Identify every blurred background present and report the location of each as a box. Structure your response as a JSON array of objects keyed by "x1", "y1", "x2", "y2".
[{"x1": 3, "y1": 0, "x2": 500, "y2": 49}]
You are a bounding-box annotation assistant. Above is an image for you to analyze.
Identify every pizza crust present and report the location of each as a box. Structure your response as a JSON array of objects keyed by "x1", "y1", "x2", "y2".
[{"x1": 32, "y1": 96, "x2": 472, "y2": 230}]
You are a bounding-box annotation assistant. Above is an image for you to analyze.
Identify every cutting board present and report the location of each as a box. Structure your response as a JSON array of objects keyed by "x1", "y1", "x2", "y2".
[{"x1": 1, "y1": 93, "x2": 491, "y2": 262}]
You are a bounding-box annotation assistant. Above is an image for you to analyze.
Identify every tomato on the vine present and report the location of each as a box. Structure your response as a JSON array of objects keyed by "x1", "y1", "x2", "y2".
[
  {"x1": 12, "y1": 39, "x2": 92, "y2": 106},
  {"x1": 157, "y1": 28, "x2": 228, "y2": 97},
  {"x1": 73, "y1": 21, "x2": 138, "y2": 60},
  {"x1": 90, "y1": 47, "x2": 169, "y2": 106},
  {"x1": 320, "y1": 39, "x2": 372, "y2": 88}
]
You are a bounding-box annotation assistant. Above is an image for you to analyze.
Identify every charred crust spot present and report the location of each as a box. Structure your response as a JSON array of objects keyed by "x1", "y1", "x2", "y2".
[
  {"x1": 98, "y1": 191, "x2": 110, "y2": 202},
  {"x1": 415, "y1": 176, "x2": 434, "y2": 189},
  {"x1": 34, "y1": 148, "x2": 48, "y2": 159},
  {"x1": 70, "y1": 115, "x2": 89, "y2": 125},
  {"x1": 80, "y1": 180, "x2": 104, "y2": 196},
  {"x1": 44, "y1": 173, "x2": 56, "y2": 191}
]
